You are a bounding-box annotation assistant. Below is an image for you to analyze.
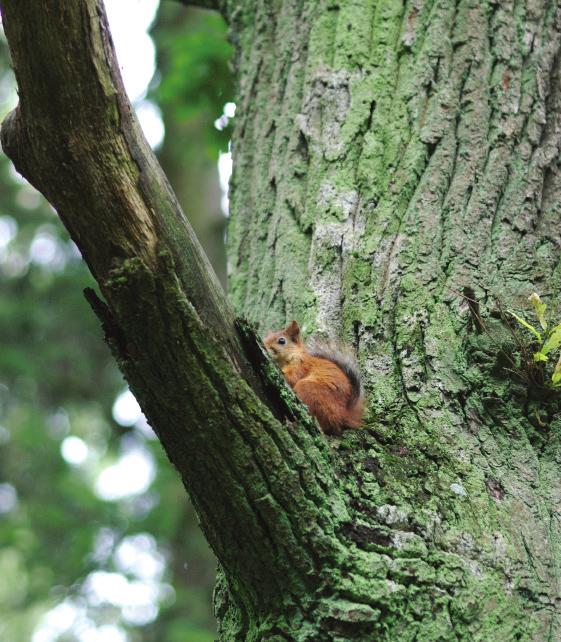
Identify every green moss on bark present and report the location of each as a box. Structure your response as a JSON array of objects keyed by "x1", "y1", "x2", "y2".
[{"x1": 225, "y1": 0, "x2": 561, "y2": 639}]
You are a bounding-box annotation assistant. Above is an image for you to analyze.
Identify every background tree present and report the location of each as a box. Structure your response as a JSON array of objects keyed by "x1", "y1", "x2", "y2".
[{"x1": 2, "y1": 1, "x2": 561, "y2": 641}]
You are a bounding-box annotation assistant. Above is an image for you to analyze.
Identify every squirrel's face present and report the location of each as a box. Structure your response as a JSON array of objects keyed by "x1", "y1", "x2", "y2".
[{"x1": 263, "y1": 320, "x2": 303, "y2": 367}]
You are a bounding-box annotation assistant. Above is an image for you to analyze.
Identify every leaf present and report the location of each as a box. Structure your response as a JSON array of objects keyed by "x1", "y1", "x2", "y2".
[
  {"x1": 533, "y1": 351, "x2": 548, "y2": 362},
  {"x1": 552, "y1": 354, "x2": 561, "y2": 385},
  {"x1": 528, "y1": 292, "x2": 547, "y2": 330},
  {"x1": 507, "y1": 311, "x2": 542, "y2": 343},
  {"x1": 541, "y1": 325, "x2": 561, "y2": 356}
]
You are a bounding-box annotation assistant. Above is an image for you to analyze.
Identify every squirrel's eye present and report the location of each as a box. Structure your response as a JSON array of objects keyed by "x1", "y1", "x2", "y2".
[{"x1": 278, "y1": 337, "x2": 286, "y2": 345}]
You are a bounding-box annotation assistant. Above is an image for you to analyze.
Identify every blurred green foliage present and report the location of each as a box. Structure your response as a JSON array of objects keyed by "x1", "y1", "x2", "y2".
[
  {"x1": 0, "y1": 4, "x2": 233, "y2": 641},
  {"x1": 153, "y1": 4, "x2": 233, "y2": 160},
  {"x1": 151, "y1": 4, "x2": 233, "y2": 284}
]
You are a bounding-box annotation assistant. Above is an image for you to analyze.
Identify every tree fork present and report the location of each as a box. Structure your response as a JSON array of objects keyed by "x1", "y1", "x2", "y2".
[{"x1": 0, "y1": 0, "x2": 353, "y2": 634}]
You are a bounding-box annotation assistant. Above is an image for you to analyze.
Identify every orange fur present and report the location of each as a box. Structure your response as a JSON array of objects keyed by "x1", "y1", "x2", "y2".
[{"x1": 263, "y1": 321, "x2": 364, "y2": 435}]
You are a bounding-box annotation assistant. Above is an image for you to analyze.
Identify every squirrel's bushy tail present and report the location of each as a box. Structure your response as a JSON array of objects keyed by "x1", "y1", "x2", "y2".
[{"x1": 308, "y1": 339, "x2": 363, "y2": 410}]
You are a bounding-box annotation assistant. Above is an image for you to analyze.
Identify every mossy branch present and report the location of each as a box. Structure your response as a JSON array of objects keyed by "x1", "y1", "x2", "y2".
[{"x1": 0, "y1": 0, "x2": 341, "y2": 618}]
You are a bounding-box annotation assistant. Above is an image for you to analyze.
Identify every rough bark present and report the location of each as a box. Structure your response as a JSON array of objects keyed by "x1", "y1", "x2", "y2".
[{"x1": 2, "y1": 0, "x2": 561, "y2": 640}]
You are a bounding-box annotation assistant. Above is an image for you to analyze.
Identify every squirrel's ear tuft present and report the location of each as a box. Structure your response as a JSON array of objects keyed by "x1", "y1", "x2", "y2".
[{"x1": 286, "y1": 320, "x2": 301, "y2": 342}]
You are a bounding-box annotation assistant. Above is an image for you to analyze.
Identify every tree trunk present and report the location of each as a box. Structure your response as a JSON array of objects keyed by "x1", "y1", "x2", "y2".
[
  {"x1": 2, "y1": 0, "x2": 561, "y2": 640},
  {"x1": 226, "y1": 0, "x2": 561, "y2": 639}
]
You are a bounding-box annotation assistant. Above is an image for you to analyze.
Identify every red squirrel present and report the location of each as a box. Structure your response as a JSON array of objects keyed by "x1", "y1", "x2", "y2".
[{"x1": 263, "y1": 320, "x2": 364, "y2": 435}]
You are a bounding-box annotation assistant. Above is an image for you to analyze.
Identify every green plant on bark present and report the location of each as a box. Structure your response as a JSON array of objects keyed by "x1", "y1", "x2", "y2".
[{"x1": 508, "y1": 293, "x2": 561, "y2": 388}]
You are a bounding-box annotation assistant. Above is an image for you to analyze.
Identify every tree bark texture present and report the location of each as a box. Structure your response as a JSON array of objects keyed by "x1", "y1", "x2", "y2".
[
  {"x1": 2, "y1": 0, "x2": 561, "y2": 640},
  {"x1": 226, "y1": 0, "x2": 561, "y2": 640}
]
